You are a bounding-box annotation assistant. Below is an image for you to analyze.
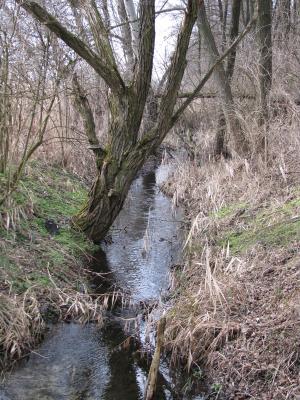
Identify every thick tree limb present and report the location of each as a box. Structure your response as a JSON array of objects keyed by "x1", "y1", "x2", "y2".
[
  {"x1": 85, "y1": 0, "x2": 118, "y2": 69},
  {"x1": 117, "y1": 0, "x2": 134, "y2": 72},
  {"x1": 133, "y1": 0, "x2": 155, "y2": 130},
  {"x1": 155, "y1": 0, "x2": 199, "y2": 141},
  {"x1": 227, "y1": 0, "x2": 241, "y2": 80},
  {"x1": 124, "y1": 0, "x2": 139, "y2": 57},
  {"x1": 16, "y1": 0, "x2": 125, "y2": 95},
  {"x1": 72, "y1": 74, "x2": 106, "y2": 168}
]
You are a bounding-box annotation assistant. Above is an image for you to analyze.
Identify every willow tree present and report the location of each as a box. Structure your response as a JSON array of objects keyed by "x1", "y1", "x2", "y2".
[{"x1": 17, "y1": 0, "x2": 253, "y2": 241}]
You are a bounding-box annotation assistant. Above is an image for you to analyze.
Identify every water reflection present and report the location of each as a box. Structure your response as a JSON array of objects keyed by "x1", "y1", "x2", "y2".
[{"x1": 104, "y1": 166, "x2": 182, "y2": 301}]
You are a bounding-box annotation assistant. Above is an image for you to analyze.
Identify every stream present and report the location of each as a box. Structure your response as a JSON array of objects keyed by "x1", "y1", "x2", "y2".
[{"x1": 0, "y1": 162, "x2": 190, "y2": 400}]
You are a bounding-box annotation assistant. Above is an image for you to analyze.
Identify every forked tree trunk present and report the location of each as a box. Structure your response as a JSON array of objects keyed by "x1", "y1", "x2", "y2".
[
  {"x1": 73, "y1": 116, "x2": 155, "y2": 239},
  {"x1": 72, "y1": 0, "x2": 199, "y2": 240}
]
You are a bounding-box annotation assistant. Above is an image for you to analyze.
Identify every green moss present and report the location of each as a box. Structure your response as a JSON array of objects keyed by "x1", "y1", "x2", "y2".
[
  {"x1": 12, "y1": 273, "x2": 52, "y2": 294},
  {"x1": 0, "y1": 254, "x2": 16, "y2": 270},
  {"x1": 218, "y1": 194, "x2": 300, "y2": 254},
  {"x1": 213, "y1": 202, "x2": 247, "y2": 219},
  {"x1": 0, "y1": 162, "x2": 97, "y2": 295},
  {"x1": 222, "y1": 215, "x2": 300, "y2": 254},
  {"x1": 54, "y1": 228, "x2": 96, "y2": 255}
]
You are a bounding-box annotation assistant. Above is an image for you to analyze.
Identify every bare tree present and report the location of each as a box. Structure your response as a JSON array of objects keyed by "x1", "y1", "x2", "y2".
[
  {"x1": 0, "y1": 31, "x2": 11, "y2": 174},
  {"x1": 227, "y1": 0, "x2": 242, "y2": 80},
  {"x1": 274, "y1": 0, "x2": 291, "y2": 36}
]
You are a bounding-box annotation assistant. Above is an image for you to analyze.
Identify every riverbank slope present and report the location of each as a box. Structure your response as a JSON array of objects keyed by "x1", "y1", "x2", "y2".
[
  {"x1": 0, "y1": 162, "x2": 101, "y2": 367},
  {"x1": 164, "y1": 152, "x2": 300, "y2": 398}
]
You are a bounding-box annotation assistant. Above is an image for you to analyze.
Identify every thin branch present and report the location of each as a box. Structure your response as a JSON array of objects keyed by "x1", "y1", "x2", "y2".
[
  {"x1": 155, "y1": 92, "x2": 255, "y2": 99},
  {"x1": 109, "y1": 7, "x2": 185, "y2": 31}
]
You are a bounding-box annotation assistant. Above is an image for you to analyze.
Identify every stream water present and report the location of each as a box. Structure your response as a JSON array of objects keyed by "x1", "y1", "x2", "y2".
[{"x1": 0, "y1": 162, "x2": 187, "y2": 400}]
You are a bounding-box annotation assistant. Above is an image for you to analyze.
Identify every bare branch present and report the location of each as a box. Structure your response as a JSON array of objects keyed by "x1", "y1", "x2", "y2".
[{"x1": 109, "y1": 7, "x2": 185, "y2": 31}]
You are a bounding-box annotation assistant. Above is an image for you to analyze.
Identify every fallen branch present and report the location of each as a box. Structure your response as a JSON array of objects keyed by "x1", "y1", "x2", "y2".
[{"x1": 144, "y1": 316, "x2": 166, "y2": 400}]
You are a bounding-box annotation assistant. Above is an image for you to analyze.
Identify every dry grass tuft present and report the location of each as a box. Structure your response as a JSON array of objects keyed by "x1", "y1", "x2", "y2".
[{"x1": 0, "y1": 292, "x2": 43, "y2": 363}]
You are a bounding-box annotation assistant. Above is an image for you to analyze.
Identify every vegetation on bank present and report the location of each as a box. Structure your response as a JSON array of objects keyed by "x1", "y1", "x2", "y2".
[
  {"x1": 164, "y1": 139, "x2": 300, "y2": 398},
  {"x1": 0, "y1": 163, "x2": 103, "y2": 366}
]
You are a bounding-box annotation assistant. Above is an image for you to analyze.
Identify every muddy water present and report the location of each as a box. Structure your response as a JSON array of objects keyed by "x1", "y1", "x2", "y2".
[{"x1": 0, "y1": 163, "x2": 185, "y2": 400}]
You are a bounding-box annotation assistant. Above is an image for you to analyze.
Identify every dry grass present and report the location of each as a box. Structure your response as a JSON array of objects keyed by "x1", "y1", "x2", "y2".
[{"x1": 163, "y1": 102, "x2": 300, "y2": 398}]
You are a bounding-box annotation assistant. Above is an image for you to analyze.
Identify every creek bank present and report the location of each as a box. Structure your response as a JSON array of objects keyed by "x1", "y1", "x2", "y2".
[
  {"x1": 162, "y1": 157, "x2": 300, "y2": 399},
  {"x1": 0, "y1": 162, "x2": 100, "y2": 367}
]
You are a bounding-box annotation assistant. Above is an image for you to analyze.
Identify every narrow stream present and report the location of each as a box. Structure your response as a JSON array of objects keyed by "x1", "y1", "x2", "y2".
[{"x1": 0, "y1": 162, "x2": 185, "y2": 400}]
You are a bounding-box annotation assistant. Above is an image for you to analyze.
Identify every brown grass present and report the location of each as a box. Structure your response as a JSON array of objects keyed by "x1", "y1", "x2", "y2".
[{"x1": 163, "y1": 100, "x2": 300, "y2": 398}]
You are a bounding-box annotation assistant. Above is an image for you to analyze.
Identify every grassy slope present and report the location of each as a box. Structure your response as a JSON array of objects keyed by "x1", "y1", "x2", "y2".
[
  {"x1": 164, "y1": 159, "x2": 300, "y2": 399},
  {"x1": 0, "y1": 162, "x2": 98, "y2": 364}
]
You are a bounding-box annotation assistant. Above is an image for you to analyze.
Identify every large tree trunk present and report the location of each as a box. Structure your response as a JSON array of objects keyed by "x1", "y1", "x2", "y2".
[
  {"x1": 73, "y1": 141, "x2": 150, "y2": 240},
  {"x1": 72, "y1": 88, "x2": 155, "y2": 240}
]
